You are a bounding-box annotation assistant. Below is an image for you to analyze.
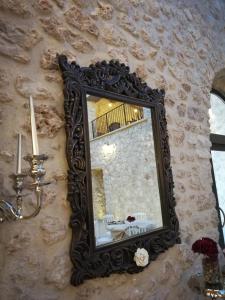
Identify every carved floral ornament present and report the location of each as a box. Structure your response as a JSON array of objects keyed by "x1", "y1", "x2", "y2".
[{"x1": 58, "y1": 54, "x2": 180, "y2": 286}]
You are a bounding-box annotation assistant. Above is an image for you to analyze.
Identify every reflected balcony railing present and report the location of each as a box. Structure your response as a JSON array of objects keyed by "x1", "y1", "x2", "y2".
[{"x1": 91, "y1": 103, "x2": 144, "y2": 139}]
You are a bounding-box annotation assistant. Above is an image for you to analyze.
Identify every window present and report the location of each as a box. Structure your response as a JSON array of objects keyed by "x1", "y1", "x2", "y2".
[{"x1": 209, "y1": 92, "x2": 225, "y2": 247}]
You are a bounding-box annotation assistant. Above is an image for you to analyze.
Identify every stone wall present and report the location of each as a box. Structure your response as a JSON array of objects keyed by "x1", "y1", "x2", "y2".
[{"x1": 0, "y1": 0, "x2": 225, "y2": 299}]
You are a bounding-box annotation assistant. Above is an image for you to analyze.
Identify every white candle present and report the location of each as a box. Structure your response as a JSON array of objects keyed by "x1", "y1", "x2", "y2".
[
  {"x1": 16, "y1": 133, "x2": 22, "y2": 174},
  {"x1": 29, "y1": 96, "x2": 39, "y2": 155}
]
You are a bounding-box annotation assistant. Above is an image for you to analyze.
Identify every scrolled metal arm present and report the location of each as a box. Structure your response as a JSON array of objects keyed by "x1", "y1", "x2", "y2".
[{"x1": 0, "y1": 154, "x2": 49, "y2": 222}]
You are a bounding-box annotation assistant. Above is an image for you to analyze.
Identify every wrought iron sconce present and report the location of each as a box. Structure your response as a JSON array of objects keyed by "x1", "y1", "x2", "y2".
[{"x1": 0, "y1": 96, "x2": 50, "y2": 222}]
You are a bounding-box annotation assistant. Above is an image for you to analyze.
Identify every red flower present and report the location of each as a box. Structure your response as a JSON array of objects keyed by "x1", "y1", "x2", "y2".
[
  {"x1": 192, "y1": 237, "x2": 218, "y2": 259},
  {"x1": 127, "y1": 216, "x2": 136, "y2": 222}
]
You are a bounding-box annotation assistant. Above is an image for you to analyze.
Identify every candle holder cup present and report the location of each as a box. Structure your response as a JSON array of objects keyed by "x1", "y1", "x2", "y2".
[
  {"x1": 0, "y1": 154, "x2": 50, "y2": 222},
  {"x1": 11, "y1": 173, "x2": 27, "y2": 218},
  {"x1": 24, "y1": 154, "x2": 49, "y2": 184}
]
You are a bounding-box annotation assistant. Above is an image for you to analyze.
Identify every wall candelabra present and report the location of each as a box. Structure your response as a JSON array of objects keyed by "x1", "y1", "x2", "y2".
[{"x1": 0, "y1": 96, "x2": 50, "y2": 222}]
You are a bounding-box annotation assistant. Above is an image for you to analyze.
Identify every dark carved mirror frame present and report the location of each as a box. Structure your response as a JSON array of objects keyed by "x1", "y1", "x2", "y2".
[{"x1": 58, "y1": 54, "x2": 180, "y2": 286}]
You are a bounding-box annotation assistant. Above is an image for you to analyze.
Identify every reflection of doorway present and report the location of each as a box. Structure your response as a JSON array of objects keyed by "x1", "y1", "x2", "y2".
[{"x1": 91, "y1": 169, "x2": 106, "y2": 220}]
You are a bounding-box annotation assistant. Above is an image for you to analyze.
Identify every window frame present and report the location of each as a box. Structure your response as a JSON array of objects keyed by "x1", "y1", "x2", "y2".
[{"x1": 210, "y1": 90, "x2": 225, "y2": 248}]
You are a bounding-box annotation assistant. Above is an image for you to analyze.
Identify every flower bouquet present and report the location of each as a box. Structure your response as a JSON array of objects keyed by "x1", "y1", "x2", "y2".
[
  {"x1": 127, "y1": 216, "x2": 136, "y2": 222},
  {"x1": 192, "y1": 237, "x2": 221, "y2": 289}
]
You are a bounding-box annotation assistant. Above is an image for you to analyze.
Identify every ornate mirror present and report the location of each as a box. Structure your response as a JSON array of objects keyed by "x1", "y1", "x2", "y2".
[{"x1": 58, "y1": 55, "x2": 180, "y2": 286}]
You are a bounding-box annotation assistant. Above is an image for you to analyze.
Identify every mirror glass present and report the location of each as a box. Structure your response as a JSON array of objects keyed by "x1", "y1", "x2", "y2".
[{"x1": 87, "y1": 94, "x2": 163, "y2": 247}]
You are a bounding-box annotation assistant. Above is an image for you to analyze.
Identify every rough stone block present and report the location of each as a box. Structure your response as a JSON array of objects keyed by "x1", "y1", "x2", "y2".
[
  {"x1": 0, "y1": 0, "x2": 31, "y2": 16},
  {"x1": 97, "y1": 1, "x2": 114, "y2": 20},
  {"x1": 52, "y1": 0, "x2": 64, "y2": 8},
  {"x1": 40, "y1": 49, "x2": 59, "y2": 70},
  {"x1": 102, "y1": 25, "x2": 127, "y2": 47},
  {"x1": 40, "y1": 216, "x2": 67, "y2": 245},
  {"x1": 0, "y1": 150, "x2": 14, "y2": 163},
  {"x1": 33, "y1": 0, "x2": 53, "y2": 14},
  {"x1": 187, "y1": 107, "x2": 205, "y2": 122},
  {"x1": 40, "y1": 48, "x2": 76, "y2": 70},
  {"x1": 65, "y1": 30, "x2": 93, "y2": 53},
  {"x1": 6, "y1": 231, "x2": 31, "y2": 254},
  {"x1": 0, "y1": 92, "x2": 13, "y2": 103},
  {"x1": 64, "y1": 6, "x2": 99, "y2": 37},
  {"x1": 130, "y1": 42, "x2": 148, "y2": 60},
  {"x1": 15, "y1": 76, "x2": 55, "y2": 101},
  {"x1": 135, "y1": 64, "x2": 148, "y2": 79},
  {"x1": 45, "y1": 254, "x2": 71, "y2": 289},
  {"x1": 108, "y1": 48, "x2": 128, "y2": 64},
  {"x1": 27, "y1": 104, "x2": 64, "y2": 138},
  {"x1": 177, "y1": 103, "x2": 186, "y2": 117},
  {"x1": 0, "y1": 68, "x2": 9, "y2": 87},
  {"x1": 40, "y1": 16, "x2": 65, "y2": 40},
  {"x1": 140, "y1": 28, "x2": 160, "y2": 49},
  {"x1": 44, "y1": 72, "x2": 62, "y2": 83},
  {"x1": 117, "y1": 13, "x2": 139, "y2": 37},
  {"x1": 0, "y1": 20, "x2": 42, "y2": 51},
  {"x1": 172, "y1": 130, "x2": 185, "y2": 147},
  {"x1": 0, "y1": 43, "x2": 30, "y2": 64}
]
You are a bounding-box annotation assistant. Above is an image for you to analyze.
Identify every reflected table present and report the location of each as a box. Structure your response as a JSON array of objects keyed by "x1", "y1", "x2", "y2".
[
  {"x1": 106, "y1": 220, "x2": 156, "y2": 241},
  {"x1": 188, "y1": 273, "x2": 225, "y2": 299}
]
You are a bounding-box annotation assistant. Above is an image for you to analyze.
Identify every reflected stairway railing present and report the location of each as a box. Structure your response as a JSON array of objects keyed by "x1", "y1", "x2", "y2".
[{"x1": 91, "y1": 103, "x2": 143, "y2": 139}]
